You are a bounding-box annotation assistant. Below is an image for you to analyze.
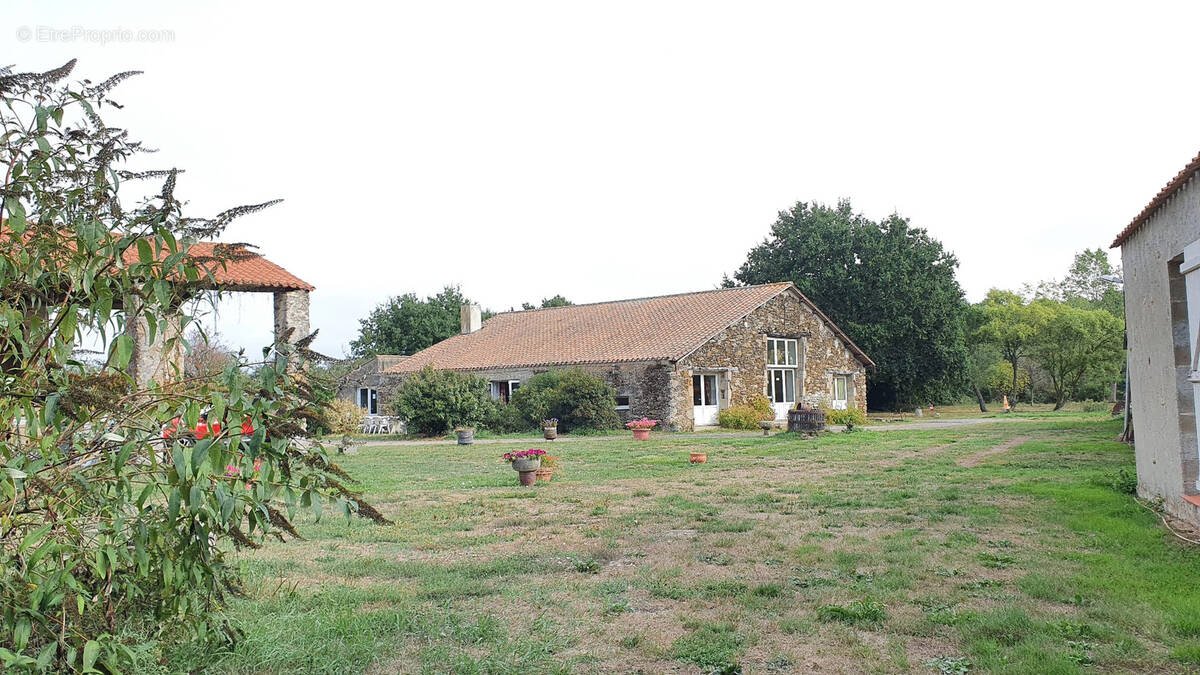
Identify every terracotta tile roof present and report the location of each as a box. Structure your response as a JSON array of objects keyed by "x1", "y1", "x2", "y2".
[
  {"x1": 1112, "y1": 150, "x2": 1200, "y2": 248},
  {"x1": 384, "y1": 283, "x2": 873, "y2": 374},
  {"x1": 121, "y1": 241, "x2": 314, "y2": 292}
]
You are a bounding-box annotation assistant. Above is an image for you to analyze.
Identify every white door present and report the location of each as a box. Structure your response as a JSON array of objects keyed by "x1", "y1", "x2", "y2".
[
  {"x1": 767, "y1": 368, "x2": 795, "y2": 419},
  {"x1": 832, "y1": 375, "x2": 848, "y2": 410},
  {"x1": 692, "y1": 374, "x2": 719, "y2": 425}
]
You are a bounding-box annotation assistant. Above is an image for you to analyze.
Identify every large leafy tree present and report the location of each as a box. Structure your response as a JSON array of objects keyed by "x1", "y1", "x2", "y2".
[
  {"x1": 0, "y1": 62, "x2": 385, "y2": 671},
  {"x1": 732, "y1": 200, "x2": 967, "y2": 410},
  {"x1": 350, "y1": 285, "x2": 484, "y2": 356},
  {"x1": 974, "y1": 289, "x2": 1047, "y2": 407},
  {"x1": 1031, "y1": 302, "x2": 1123, "y2": 410}
]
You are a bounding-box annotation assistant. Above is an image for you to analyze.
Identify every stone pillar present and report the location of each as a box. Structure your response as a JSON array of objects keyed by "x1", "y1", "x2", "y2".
[
  {"x1": 125, "y1": 302, "x2": 185, "y2": 389},
  {"x1": 273, "y1": 290, "x2": 310, "y2": 348}
]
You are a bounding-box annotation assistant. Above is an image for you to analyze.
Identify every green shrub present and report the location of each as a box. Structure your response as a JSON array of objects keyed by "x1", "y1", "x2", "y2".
[
  {"x1": 825, "y1": 407, "x2": 867, "y2": 427},
  {"x1": 1107, "y1": 467, "x2": 1138, "y2": 495},
  {"x1": 1079, "y1": 400, "x2": 1108, "y2": 413},
  {"x1": 320, "y1": 399, "x2": 366, "y2": 435},
  {"x1": 482, "y1": 399, "x2": 531, "y2": 434},
  {"x1": 394, "y1": 366, "x2": 491, "y2": 435},
  {"x1": 510, "y1": 369, "x2": 619, "y2": 432},
  {"x1": 717, "y1": 395, "x2": 775, "y2": 429}
]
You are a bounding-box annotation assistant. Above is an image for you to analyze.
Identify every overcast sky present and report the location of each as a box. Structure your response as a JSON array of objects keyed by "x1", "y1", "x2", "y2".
[{"x1": 7, "y1": 1, "x2": 1200, "y2": 356}]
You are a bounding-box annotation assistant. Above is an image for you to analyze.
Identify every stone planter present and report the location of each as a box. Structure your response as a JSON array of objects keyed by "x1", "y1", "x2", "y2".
[
  {"x1": 689, "y1": 452, "x2": 707, "y2": 464},
  {"x1": 787, "y1": 408, "x2": 826, "y2": 434},
  {"x1": 759, "y1": 421, "x2": 772, "y2": 436},
  {"x1": 456, "y1": 428, "x2": 475, "y2": 445},
  {"x1": 535, "y1": 467, "x2": 553, "y2": 483},
  {"x1": 511, "y1": 457, "x2": 542, "y2": 473},
  {"x1": 543, "y1": 426, "x2": 558, "y2": 440},
  {"x1": 631, "y1": 428, "x2": 651, "y2": 440}
]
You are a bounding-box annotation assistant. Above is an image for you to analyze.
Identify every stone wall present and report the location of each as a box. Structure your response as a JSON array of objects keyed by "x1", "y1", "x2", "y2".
[
  {"x1": 679, "y1": 289, "x2": 868, "y2": 417},
  {"x1": 338, "y1": 355, "x2": 409, "y2": 413},
  {"x1": 273, "y1": 290, "x2": 310, "y2": 346},
  {"x1": 124, "y1": 298, "x2": 185, "y2": 388},
  {"x1": 1119, "y1": 174, "x2": 1200, "y2": 527}
]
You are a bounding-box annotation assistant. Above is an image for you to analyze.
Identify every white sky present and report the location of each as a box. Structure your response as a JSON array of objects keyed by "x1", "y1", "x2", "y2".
[{"x1": 6, "y1": 1, "x2": 1199, "y2": 356}]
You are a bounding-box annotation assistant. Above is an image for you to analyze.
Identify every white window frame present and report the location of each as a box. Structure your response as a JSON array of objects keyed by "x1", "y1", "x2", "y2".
[
  {"x1": 357, "y1": 387, "x2": 378, "y2": 415},
  {"x1": 490, "y1": 380, "x2": 521, "y2": 403},
  {"x1": 831, "y1": 374, "x2": 849, "y2": 410},
  {"x1": 766, "y1": 337, "x2": 798, "y2": 367},
  {"x1": 765, "y1": 337, "x2": 799, "y2": 405},
  {"x1": 615, "y1": 395, "x2": 631, "y2": 410}
]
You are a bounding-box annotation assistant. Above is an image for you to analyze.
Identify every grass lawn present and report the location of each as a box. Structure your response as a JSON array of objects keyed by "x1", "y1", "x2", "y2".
[{"x1": 162, "y1": 414, "x2": 1200, "y2": 674}]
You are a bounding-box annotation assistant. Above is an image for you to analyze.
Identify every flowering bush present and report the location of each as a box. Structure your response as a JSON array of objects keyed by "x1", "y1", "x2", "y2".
[
  {"x1": 625, "y1": 417, "x2": 658, "y2": 430},
  {"x1": 542, "y1": 418, "x2": 559, "y2": 427},
  {"x1": 502, "y1": 448, "x2": 548, "y2": 463}
]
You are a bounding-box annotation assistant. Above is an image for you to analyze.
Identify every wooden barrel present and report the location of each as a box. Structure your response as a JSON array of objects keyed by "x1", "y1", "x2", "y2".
[{"x1": 787, "y1": 408, "x2": 826, "y2": 434}]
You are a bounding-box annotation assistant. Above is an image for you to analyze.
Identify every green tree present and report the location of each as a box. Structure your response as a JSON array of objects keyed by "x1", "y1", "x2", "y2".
[
  {"x1": 1030, "y1": 301, "x2": 1124, "y2": 410},
  {"x1": 394, "y1": 366, "x2": 491, "y2": 435},
  {"x1": 522, "y1": 294, "x2": 573, "y2": 310},
  {"x1": 974, "y1": 289, "x2": 1047, "y2": 407},
  {"x1": 963, "y1": 303, "x2": 1003, "y2": 412},
  {"x1": 351, "y1": 285, "x2": 482, "y2": 356},
  {"x1": 0, "y1": 61, "x2": 384, "y2": 671},
  {"x1": 732, "y1": 200, "x2": 967, "y2": 410}
]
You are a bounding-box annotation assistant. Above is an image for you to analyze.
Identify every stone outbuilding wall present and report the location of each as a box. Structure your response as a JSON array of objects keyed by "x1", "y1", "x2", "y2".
[{"x1": 1118, "y1": 174, "x2": 1200, "y2": 527}]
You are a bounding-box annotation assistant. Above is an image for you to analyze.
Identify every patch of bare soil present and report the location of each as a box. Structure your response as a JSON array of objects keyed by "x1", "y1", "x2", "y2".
[{"x1": 956, "y1": 435, "x2": 1031, "y2": 468}]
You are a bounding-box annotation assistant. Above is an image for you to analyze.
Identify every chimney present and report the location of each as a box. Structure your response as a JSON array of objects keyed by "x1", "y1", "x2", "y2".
[{"x1": 460, "y1": 303, "x2": 482, "y2": 334}]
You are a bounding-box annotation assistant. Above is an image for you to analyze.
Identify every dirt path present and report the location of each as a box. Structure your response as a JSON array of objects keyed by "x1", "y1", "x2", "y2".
[{"x1": 956, "y1": 435, "x2": 1031, "y2": 467}]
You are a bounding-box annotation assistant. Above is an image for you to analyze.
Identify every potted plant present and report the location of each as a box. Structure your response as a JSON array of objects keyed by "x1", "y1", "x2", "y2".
[
  {"x1": 503, "y1": 448, "x2": 547, "y2": 486},
  {"x1": 536, "y1": 454, "x2": 560, "y2": 483},
  {"x1": 455, "y1": 426, "x2": 475, "y2": 445},
  {"x1": 542, "y1": 418, "x2": 558, "y2": 440},
  {"x1": 689, "y1": 452, "x2": 707, "y2": 464},
  {"x1": 626, "y1": 417, "x2": 657, "y2": 440}
]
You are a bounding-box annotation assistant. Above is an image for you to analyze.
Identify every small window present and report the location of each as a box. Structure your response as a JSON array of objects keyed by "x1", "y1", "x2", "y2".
[
  {"x1": 490, "y1": 380, "x2": 522, "y2": 404},
  {"x1": 357, "y1": 388, "x2": 378, "y2": 415},
  {"x1": 615, "y1": 396, "x2": 630, "y2": 410}
]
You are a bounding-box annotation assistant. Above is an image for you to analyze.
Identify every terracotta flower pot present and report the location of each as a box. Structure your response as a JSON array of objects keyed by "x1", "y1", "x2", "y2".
[
  {"x1": 543, "y1": 427, "x2": 557, "y2": 440},
  {"x1": 535, "y1": 467, "x2": 553, "y2": 483},
  {"x1": 690, "y1": 452, "x2": 707, "y2": 464},
  {"x1": 632, "y1": 428, "x2": 651, "y2": 440},
  {"x1": 518, "y1": 470, "x2": 537, "y2": 486}
]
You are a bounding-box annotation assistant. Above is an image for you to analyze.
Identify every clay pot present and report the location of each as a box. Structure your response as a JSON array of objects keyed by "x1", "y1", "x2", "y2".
[
  {"x1": 535, "y1": 468, "x2": 553, "y2": 483},
  {"x1": 689, "y1": 452, "x2": 707, "y2": 464},
  {"x1": 518, "y1": 470, "x2": 537, "y2": 486},
  {"x1": 543, "y1": 426, "x2": 557, "y2": 440},
  {"x1": 632, "y1": 428, "x2": 651, "y2": 440}
]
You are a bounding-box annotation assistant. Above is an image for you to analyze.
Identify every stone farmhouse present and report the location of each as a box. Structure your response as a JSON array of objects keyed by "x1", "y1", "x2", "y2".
[
  {"x1": 1112, "y1": 150, "x2": 1200, "y2": 528},
  {"x1": 346, "y1": 283, "x2": 872, "y2": 431}
]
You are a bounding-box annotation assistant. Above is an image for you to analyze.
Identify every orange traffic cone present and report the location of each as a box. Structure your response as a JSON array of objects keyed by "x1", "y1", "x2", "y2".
[{"x1": 1003, "y1": 395, "x2": 1011, "y2": 412}]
